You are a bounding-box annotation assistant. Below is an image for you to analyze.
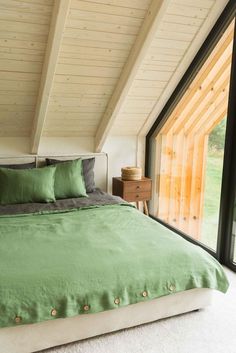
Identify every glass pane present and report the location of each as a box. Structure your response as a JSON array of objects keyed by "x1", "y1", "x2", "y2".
[
  {"x1": 201, "y1": 119, "x2": 226, "y2": 249},
  {"x1": 232, "y1": 205, "x2": 236, "y2": 263},
  {"x1": 152, "y1": 20, "x2": 235, "y2": 251},
  {"x1": 233, "y1": 239, "x2": 236, "y2": 263}
]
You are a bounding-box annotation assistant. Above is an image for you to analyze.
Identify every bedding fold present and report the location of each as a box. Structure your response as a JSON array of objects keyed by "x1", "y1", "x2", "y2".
[
  {"x1": 0, "y1": 189, "x2": 124, "y2": 216},
  {"x1": 0, "y1": 192, "x2": 229, "y2": 329}
]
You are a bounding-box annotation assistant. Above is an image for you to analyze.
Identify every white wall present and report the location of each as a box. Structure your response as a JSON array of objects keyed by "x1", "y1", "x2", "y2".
[
  {"x1": 103, "y1": 136, "x2": 145, "y2": 192},
  {"x1": 0, "y1": 136, "x2": 146, "y2": 193},
  {"x1": 0, "y1": 138, "x2": 30, "y2": 155},
  {"x1": 38, "y1": 137, "x2": 94, "y2": 155},
  {"x1": 39, "y1": 137, "x2": 144, "y2": 192},
  {"x1": 0, "y1": 137, "x2": 95, "y2": 156}
]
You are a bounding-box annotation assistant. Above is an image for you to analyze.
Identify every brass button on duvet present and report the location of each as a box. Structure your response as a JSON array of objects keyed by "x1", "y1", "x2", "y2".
[
  {"x1": 83, "y1": 304, "x2": 90, "y2": 311},
  {"x1": 114, "y1": 298, "x2": 120, "y2": 305},
  {"x1": 15, "y1": 316, "x2": 21, "y2": 324},
  {"x1": 51, "y1": 309, "x2": 57, "y2": 317},
  {"x1": 142, "y1": 290, "x2": 148, "y2": 297}
]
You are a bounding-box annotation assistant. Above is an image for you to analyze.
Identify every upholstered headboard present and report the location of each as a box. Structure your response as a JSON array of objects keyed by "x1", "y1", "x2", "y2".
[{"x1": 0, "y1": 153, "x2": 108, "y2": 192}]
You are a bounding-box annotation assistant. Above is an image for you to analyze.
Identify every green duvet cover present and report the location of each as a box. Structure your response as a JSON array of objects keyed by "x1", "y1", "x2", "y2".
[{"x1": 0, "y1": 204, "x2": 229, "y2": 328}]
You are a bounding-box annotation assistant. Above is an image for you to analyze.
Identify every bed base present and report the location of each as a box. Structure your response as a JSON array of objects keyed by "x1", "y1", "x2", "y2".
[{"x1": 0, "y1": 288, "x2": 213, "y2": 353}]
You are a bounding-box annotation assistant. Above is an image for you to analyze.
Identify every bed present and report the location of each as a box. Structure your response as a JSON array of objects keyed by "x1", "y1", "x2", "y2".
[{"x1": 0, "y1": 155, "x2": 229, "y2": 353}]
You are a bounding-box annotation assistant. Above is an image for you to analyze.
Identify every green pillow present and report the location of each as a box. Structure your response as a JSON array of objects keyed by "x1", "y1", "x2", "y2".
[
  {"x1": 54, "y1": 159, "x2": 87, "y2": 199},
  {"x1": 0, "y1": 166, "x2": 56, "y2": 205}
]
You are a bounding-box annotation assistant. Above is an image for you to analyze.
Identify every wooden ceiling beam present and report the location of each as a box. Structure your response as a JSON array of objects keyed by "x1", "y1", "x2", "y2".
[
  {"x1": 31, "y1": 0, "x2": 71, "y2": 154},
  {"x1": 94, "y1": 0, "x2": 170, "y2": 152}
]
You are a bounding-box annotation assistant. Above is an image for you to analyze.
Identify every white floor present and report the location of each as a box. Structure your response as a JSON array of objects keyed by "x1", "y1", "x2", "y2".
[{"x1": 42, "y1": 268, "x2": 236, "y2": 353}]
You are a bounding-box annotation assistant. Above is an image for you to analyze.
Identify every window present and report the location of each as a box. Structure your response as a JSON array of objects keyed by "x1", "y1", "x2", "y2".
[
  {"x1": 153, "y1": 20, "x2": 234, "y2": 251},
  {"x1": 232, "y1": 215, "x2": 236, "y2": 263},
  {"x1": 146, "y1": 2, "x2": 236, "y2": 271}
]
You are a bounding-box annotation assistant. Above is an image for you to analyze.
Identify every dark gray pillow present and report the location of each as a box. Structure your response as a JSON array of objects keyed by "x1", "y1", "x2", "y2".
[
  {"x1": 46, "y1": 158, "x2": 95, "y2": 193},
  {"x1": 81, "y1": 158, "x2": 95, "y2": 193},
  {"x1": 0, "y1": 162, "x2": 36, "y2": 169}
]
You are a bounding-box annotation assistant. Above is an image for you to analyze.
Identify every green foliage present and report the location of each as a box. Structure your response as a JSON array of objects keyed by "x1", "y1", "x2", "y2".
[
  {"x1": 201, "y1": 153, "x2": 224, "y2": 250},
  {"x1": 208, "y1": 118, "x2": 226, "y2": 151}
]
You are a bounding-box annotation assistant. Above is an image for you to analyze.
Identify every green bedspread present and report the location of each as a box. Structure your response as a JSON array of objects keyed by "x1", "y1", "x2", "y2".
[{"x1": 0, "y1": 204, "x2": 229, "y2": 328}]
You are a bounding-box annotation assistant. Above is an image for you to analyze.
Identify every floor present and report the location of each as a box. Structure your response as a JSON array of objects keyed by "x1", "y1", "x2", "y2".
[{"x1": 43, "y1": 268, "x2": 236, "y2": 353}]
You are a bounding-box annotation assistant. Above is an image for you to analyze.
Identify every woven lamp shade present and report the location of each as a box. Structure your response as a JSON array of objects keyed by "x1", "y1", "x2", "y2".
[{"x1": 121, "y1": 167, "x2": 142, "y2": 181}]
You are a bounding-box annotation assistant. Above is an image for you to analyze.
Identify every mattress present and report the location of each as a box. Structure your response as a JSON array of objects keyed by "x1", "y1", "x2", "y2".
[
  {"x1": 0, "y1": 287, "x2": 213, "y2": 353},
  {"x1": 0, "y1": 190, "x2": 228, "y2": 331}
]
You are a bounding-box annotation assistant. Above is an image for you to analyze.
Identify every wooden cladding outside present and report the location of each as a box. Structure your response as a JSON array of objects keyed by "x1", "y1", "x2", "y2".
[{"x1": 155, "y1": 20, "x2": 234, "y2": 240}]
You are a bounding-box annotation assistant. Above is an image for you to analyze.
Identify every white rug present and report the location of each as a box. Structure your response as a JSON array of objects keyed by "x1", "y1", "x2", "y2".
[{"x1": 42, "y1": 268, "x2": 236, "y2": 353}]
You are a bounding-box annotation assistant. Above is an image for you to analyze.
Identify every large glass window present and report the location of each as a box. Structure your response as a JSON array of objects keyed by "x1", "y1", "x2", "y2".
[
  {"x1": 150, "y1": 20, "x2": 235, "y2": 252},
  {"x1": 232, "y1": 200, "x2": 236, "y2": 263},
  {"x1": 233, "y1": 238, "x2": 236, "y2": 263}
]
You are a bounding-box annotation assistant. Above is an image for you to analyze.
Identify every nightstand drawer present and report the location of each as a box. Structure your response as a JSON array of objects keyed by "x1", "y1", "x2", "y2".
[
  {"x1": 123, "y1": 191, "x2": 151, "y2": 202},
  {"x1": 123, "y1": 180, "x2": 151, "y2": 193},
  {"x1": 112, "y1": 177, "x2": 152, "y2": 215}
]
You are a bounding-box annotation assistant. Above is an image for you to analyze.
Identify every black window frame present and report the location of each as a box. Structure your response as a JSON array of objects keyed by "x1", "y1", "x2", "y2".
[{"x1": 145, "y1": 0, "x2": 236, "y2": 271}]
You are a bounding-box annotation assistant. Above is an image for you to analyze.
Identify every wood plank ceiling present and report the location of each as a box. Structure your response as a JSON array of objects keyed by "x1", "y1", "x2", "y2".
[
  {"x1": 0, "y1": 0, "x2": 54, "y2": 137},
  {"x1": 44, "y1": 0, "x2": 152, "y2": 138},
  {"x1": 0, "y1": 0, "x2": 229, "y2": 152},
  {"x1": 110, "y1": 0, "x2": 225, "y2": 136}
]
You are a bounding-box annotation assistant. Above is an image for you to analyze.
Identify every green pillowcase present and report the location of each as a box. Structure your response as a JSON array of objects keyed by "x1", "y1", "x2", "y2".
[
  {"x1": 54, "y1": 159, "x2": 87, "y2": 199},
  {"x1": 0, "y1": 166, "x2": 56, "y2": 205}
]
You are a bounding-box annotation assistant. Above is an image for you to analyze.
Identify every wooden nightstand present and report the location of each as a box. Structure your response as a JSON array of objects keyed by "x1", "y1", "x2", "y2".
[{"x1": 112, "y1": 177, "x2": 152, "y2": 215}]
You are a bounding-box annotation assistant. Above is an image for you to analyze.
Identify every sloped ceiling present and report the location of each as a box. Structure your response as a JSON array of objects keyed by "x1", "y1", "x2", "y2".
[
  {"x1": 0, "y1": 0, "x2": 54, "y2": 137},
  {"x1": 44, "y1": 0, "x2": 152, "y2": 138},
  {"x1": 0, "y1": 0, "x2": 228, "y2": 153}
]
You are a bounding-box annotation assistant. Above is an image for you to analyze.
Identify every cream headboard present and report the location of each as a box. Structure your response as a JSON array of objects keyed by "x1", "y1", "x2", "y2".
[{"x1": 0, "y1": 153, "x2": 108, "y2": 192}]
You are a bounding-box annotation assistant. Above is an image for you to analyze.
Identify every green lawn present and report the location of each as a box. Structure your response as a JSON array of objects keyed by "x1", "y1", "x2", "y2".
[
  {"x1": 200, "y1": 118, "x2": 236, "y2": 262},
  {"x1": 201, "y1": 151, "x2": 224, "y2": 250},
  {"x1": 201, "y1": 150, "x2": 236, "y2": 262}
]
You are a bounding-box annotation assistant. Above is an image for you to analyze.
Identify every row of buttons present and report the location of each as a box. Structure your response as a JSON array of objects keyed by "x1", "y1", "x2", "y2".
[{"x1": 14, "y1": 286, "x2": 176, "y2": 324}]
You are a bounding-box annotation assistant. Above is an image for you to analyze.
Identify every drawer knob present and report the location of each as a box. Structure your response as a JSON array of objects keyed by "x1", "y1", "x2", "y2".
[
  {"x1": 136, "y1": 194, "x2": 139, "y2": 198},
  {"x1": 136, "y1": 186, "x2": 140, "y2": 189}
]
